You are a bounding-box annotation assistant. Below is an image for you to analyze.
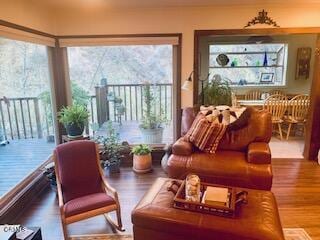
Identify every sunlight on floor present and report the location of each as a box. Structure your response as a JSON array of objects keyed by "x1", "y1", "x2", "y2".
[{"x1": 270, "y1": 136, "x2": 304, "y2": 159}]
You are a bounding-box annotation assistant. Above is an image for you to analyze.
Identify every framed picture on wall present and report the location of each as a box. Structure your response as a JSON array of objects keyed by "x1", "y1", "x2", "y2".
[
  {"x1": 260, "y1": 73, "x2": 274, "y2": 83},
  {"x1": 296, "y1": 47, "x2": 312, "y2": 80}
]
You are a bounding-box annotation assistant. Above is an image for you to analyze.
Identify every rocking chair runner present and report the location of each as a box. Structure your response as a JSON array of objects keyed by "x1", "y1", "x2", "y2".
[{"x1": 53, "y1": 140, "x2": 124, "y2": 240}]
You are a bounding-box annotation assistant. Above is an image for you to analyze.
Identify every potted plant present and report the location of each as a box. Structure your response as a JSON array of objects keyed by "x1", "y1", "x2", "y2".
[
  {"x1": 58, "y1": 104, "x2": 89, "y2": 138},
  {"x1": 131, "y1": 144, "x2": 152, "y2": 173},
  {"x1": 202, "y1": 74, "x2": 232, "y2": 106},
  {"x1": 139, "y1": 84, "x2": 166, "y2": 143},
  {"x1": 96, "y1": 121, "x2": 123, "y2": 175}
]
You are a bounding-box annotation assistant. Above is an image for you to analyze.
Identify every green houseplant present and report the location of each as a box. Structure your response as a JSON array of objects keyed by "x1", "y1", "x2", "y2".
[
  {"x1": 131, "y1": 144, "x2": 152, "y2": 173},
  {"x1": 96, "y1": 121, "x2": 123, "y2": 174},
  {"x1": 139, "y1": 83, "x2": 166, "y2": 143},
  {"x1": 58, "y1": 104, "x2": 89, "y2": 137},
  {"x1": 202, "y1": 74, "x2": 232, "y2": 106}
]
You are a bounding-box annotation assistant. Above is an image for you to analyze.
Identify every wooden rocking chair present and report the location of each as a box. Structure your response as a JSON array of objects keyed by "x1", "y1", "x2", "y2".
[{"x1": 53, "y1": 140, "x2": 124, "y2": 240}]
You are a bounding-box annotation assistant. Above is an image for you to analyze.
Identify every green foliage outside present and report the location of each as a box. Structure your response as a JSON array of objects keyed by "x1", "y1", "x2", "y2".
[
  {"x1": 131, "y1": 144, "x2": 151, "y2": 155},
  {"x1": 202, "y1": 75, "x2": 232, "y2": 106},
  {"x1": 140, "y1": 83, "x2": 167, "y2": 129},
  {"x1": 39, "y1": 82, "x2": 90, "y2": 126},
  {"x1": 95, "y1": 121, "x2": 123, "y2": 168},
  {"x1": 58, "y1": 104, "x2": 89, "y2": 127},
  {"x1": 71, "y1": 82, "x2": 90, "y2": 106}
]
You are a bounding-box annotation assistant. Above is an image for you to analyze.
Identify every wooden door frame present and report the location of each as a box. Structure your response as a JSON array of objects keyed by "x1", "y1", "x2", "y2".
[{"x1": 194, "y1": 27, "x2": 320, "y2": 160}]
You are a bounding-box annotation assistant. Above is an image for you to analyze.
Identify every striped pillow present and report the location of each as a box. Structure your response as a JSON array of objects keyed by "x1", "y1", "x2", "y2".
[{"x1": 184, "y1": 113, "x2": 227, "y2": 154}]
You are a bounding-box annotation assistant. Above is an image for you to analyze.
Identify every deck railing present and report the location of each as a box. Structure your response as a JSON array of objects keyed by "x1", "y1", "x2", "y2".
[
  {"x1": 95, "y1": 83, "x2": 172, "y2": 126},
  {"x1": 0, "y1": 83, "x2": 172, "y2": 139},
  {"x1": 0, "y1": 97, "x2": 53, "y2": 140}
]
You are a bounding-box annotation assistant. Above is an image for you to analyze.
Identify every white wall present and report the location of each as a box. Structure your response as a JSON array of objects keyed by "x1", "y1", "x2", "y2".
[{"x1": 1, "y1": 1, "x2": 320, "y2": 106}]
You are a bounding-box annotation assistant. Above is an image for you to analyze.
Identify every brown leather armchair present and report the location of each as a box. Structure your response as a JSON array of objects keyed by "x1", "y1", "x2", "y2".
[{"x1": 166, "y1": 107, "x2": 273, "y2": 190}]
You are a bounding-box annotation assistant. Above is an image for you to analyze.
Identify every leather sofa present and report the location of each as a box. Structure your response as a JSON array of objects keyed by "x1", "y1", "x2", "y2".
[{"x1": 166, "y1": 106, "x2": 273, "y2": 190}]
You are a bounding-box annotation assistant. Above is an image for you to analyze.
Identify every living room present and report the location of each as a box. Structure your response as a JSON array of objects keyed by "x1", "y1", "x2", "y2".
[{"x1": 0, "y1": 1, "x2": 320, "y2": 240}]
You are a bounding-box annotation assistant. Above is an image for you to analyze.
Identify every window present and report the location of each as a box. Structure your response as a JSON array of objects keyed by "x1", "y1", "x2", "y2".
[
  {"x1": 67, "y1": 45, "x2": 173, "y2": 144},
  {"x1": 0, "y1": 37, "x2": 54, "y2": 197},
  {"x1": 209, "y1": 43, "x2": 288, "y2": 87}
]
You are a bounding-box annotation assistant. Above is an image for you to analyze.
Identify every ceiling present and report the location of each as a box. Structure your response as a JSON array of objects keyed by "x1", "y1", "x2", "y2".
[{"x1": 33, "y1": 0, "x2": 320, "y2": 9}]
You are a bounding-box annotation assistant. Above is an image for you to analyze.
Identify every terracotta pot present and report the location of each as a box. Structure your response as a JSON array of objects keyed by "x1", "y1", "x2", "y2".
[{"x1": 133, "y1": 153, "x2": 152, "y2": 173}]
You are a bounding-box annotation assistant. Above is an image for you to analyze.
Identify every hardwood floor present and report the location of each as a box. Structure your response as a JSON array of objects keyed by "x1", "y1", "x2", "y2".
[{"x1": 11, "y1": 159, "x2": 320, "y2": 240}]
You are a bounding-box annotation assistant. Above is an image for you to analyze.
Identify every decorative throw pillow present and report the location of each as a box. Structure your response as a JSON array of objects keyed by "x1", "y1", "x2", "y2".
[
  {"x1": 200, "y1": 105, "x2": 246, "y2": 125},
  {"x1": 184, "y1": 113, "x2": 227, "y2": 154}
]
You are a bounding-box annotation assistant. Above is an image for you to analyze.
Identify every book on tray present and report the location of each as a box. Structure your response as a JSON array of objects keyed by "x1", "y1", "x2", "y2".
[{"x1": 201, "y1": 186, "x2": 230, "y2": 207}]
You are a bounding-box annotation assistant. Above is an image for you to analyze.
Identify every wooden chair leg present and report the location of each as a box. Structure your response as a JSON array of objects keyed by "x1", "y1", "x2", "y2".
[
  {"x1": 116, "y1": 207, "x2": 124, "y2": 231},
  {"x1": 104, "y1": 211, "x2": 125, "y2": 232},
  {"x1": 278, "y1": 123, "x2": 283, "y2": 140},
  {"x1": 61, "y1": 220, "x2": 69, "y2": 240},
  {"x1": 286, "y1": 123, "x2": 292, "y2": 140}
]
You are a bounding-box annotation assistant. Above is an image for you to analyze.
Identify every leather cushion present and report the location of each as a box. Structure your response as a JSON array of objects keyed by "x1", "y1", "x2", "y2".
[
  {"x1": 167, "y1": 151, "x2": 273, "y2": 190},
  {"x1": 64, "y1": 192, "x2": 115, "y2": 217},
  {"x1": 132, "y1": 178, "x2": 284, "y2": 240},
  {"x1": 247, "y1": 142, "x2": 271, "y2": 164}
]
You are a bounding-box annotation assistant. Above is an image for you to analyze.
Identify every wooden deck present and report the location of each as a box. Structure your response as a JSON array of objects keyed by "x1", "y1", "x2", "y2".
[
  {"x1": 96, "y1": 121, "x2": 173, "y2": 144},
  {"x1": 15, "y1": 159, "x2": 320, "y2": 240},
  {"x1": 0, "y1": 139, "x2": 54, "y2": 197},
  {"x1": 0, "y1": 120, "x2": 172, "y2": 197}
]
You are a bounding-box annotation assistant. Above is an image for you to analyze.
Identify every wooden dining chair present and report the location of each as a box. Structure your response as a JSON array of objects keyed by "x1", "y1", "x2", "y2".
[
  {"x1": 231, "y1": 92, "x2": 238, "y2": 108},
  {"x1": 284, "y1": 94, "x2": 310, "y2": 140},
  {"x1": 269, "y1": 89, "x2": 286, "y2": 96},
  {"x1": 53, "y1": 140, "x2": 124, "y2": 240},
  {"x1": 245, "y1": 90, "x2": 262, "y2": 100},
  {"x1": 263, "y1": 94, "x2": 288, "y2": 140}
]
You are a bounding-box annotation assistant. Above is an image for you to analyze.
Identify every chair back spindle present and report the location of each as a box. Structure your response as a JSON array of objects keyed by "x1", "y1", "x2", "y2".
[
  {"x1": 245, "y1": 90, "x2": 262, "y2": 100},
  {"x1": 263, "y1": 94, "x2": 288, "y2": 121}
]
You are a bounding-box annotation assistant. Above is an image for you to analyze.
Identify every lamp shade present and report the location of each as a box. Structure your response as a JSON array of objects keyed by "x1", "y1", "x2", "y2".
[{"x1": 182, "y1": 78, "x2": 192, "y2": 91}]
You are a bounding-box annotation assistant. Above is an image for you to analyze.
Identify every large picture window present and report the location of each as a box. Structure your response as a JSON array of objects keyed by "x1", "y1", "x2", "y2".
[
  {"x1": 67, "y1": 45, "x2": 173, "y2": 144},
  {"x1": 209, "y1": 43, "x2": 288, "y2": 87},
  {"x1": 0, "y1": 37, "x2": 54, "y2": 197}
]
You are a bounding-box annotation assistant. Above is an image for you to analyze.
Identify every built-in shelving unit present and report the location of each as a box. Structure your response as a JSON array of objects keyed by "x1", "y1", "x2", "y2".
[{"x1": 208, "y1": 43, "x2": 288, "y2": 87}]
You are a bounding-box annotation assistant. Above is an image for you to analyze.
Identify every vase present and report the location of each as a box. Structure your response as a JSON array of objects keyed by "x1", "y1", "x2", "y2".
[
  {"x1": 65, "y1": 123, "x2": 84, "y2": 138},
  {"x1": 140, "y1": 127, "x2": 163, "y2": 144},
  {"x1": 133, "y1": 153, "x2": 152, "y2": 173},
  {"x1": 263, "y1": 52, "x2": 268, "y2": 66}
]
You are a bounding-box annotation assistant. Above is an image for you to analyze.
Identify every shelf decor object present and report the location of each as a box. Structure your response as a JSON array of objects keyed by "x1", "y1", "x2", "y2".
[
  {"x1": 295, "y1": 47, "x2": 312, "y2": 80},
  {"x1": 260, "y1": 73, "x2": 274, "y2": 83},
  {"x1": 244, "y1": 9, "x2": 280, "y2": 28},
  {"x1": 216, "y1": 54, "x2": 229, "y2": 66}
]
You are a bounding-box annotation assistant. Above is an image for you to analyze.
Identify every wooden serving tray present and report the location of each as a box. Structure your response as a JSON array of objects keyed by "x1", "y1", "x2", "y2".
[{"x1": 167, "y1": 180, "x2": 248, "y2": 218}]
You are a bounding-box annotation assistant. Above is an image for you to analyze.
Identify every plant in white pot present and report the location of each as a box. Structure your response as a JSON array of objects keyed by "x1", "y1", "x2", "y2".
[
  {"x1": 58, "y1": 104, "x2": 89, "y2": 138},
  {"x1": 139, "y1": 83, "x2": 167, "y2": 143},
  {"x1": 131, "y1": 144, "x2": 152, "y2": 173}
]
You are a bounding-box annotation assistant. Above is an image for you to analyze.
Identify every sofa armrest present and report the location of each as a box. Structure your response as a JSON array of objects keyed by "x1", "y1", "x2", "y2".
[
  {"x1": 172, "y1": 137, "x2": 193, "y2": 156},
  {"x1": 247, "y1": 142, "x2": 271, "y2": 164}
]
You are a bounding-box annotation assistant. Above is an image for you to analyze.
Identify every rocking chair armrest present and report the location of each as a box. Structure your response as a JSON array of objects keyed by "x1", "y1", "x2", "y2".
[
  {"x1": 56, "y1": 177, "x2": 66, "y2": 219},
  {"x1": 101, "y1": 177, "x2": 118, "y2": 200}
]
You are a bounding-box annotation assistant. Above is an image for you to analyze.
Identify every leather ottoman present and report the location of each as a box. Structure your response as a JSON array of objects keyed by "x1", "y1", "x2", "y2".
[{"x1": 132, "y1": 178, "x2": 285, "y2": 240}]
